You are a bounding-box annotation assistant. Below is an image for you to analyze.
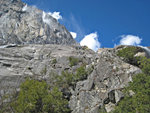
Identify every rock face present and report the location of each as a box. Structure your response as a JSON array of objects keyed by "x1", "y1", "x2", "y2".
[
  {"x1": 0, "y1": 45, "x2": 142, "y2": 113},
  {"x1": 0, "y1": 44, "x2": 95, "y2": 102},
  {"x1": 0, "y1": 1, "x2": 147, "y2": 113},
  {"x1": 69, "y1": 48, "x2": 141, "y2": 113},
  {"x1": 0, "y1": 0, "x2": 76, "y2": 45}
]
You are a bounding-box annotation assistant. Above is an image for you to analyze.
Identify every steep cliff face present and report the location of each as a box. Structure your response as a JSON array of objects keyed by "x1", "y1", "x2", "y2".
[
  {"x1": 0, "y1": 44, "x2": 96, "y2": 102},
  {"x1": 0, "y1": 0, "x2": 150, "y2": 113},
  {"x1": 0, "y1": 45, "x2": 143, "y2": 113},
  {"x1": 69, "y1": 47, "x2": 142, "y2": 113},
  {"x1": 0, "y1": 0, "x2": 76, "y2": 45}
]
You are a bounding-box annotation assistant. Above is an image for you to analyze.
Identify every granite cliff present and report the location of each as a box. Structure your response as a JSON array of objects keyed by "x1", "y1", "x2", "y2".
[
  {"x1": 0, "y1": 44, "x2": 146, "y2": 113},
  {"x1": 0, "y1": 0, "x2": 76, "y2": 45},
  {"x1": 0, "y1": 0, "x2": 150, "y2": 113}
]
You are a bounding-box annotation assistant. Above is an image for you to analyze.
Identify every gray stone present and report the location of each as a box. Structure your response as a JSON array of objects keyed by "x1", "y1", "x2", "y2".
[
  {"x1": 0, "y1": 44, "x2": 95, "y2": 99},
  {"x1": 69, "y1": 48, "x2": 142, "y2": 113},
  {"x1": 0, "y1": 45, "x2": 144, "y2": 113},
  {"x1": 134, "y1": 52, "x2": 147, "y2": 57},
  {"x1": 0, "y1": 0, "x2": 77, "y2": 46},
  {"x1": 0, "y1": 1, "x2": 148, "y2": 113},
  {"x1": 115, "y1": 90, "x2": 124, "y2": 103},
  {"x1": 129, "y1": 90, "x2": 135, "y2": 96},
  {"x1": 105, "y1": 102, "x2": 115, "y2": 113}
]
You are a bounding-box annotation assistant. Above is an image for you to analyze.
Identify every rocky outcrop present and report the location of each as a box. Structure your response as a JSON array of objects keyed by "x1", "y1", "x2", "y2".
[
  {"x1": 69, "y1": 48, "x2": 142, "y2": 113},
  {"x1": 0, "y1": 45, "x2": 142, "y2": 113},
  {"x1": 0, "y1": 0, "x2": 76, "y2": 45},
  {"x1": 0, "y1": 44, "x2": 95, "y2": 102},
  {"x1": 115, "y1": 45, "x2": 150, "y2": 58}
]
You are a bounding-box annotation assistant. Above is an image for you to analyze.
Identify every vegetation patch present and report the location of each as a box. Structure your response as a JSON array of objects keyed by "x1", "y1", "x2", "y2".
[
  {"x1": 52, "y1": 58, "x2": 57, "y2": 64},
  {"x1": 82, "y1": 45, "x2": 89, "y2": 50},
  {"x1": 69, "y1": 56, "x2": 80, "y2": 67},
  {"x1": 113, "y1": 56, "x2": 150, "y2": 113},
  {"x1": 54, "y1": 65, "x2": 88, "y2": 90},
  {"x1": 0, "y1": 78, "x2": 71, "y2": 113},
  {"x1": 117, "y1": 46, "x2": 143, "y2": 66}
]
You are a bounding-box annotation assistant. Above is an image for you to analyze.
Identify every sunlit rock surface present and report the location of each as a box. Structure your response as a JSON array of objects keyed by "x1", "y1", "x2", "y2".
[
  {"x1": 0, "y1": 45, "x2": 142, "y2": 113},
  {"x1": 1, "y1": 0, "x2": 150, "y2": 113},
  {"x1": 0, "y1": 0, "x2": 76, "y2": 45}
]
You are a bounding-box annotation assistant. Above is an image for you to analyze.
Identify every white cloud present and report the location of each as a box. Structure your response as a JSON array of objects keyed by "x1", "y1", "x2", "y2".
[
  {"x1": 22, "y1": 4, "x2": 28, "y2": 11},
  {"x1": 48, "y1": 12, "x2": 62, "y2": 20},
  {"x1": 42, "y1": 11, "x2": 62, "y2": 25},
  {"x1": 70, "y1": 32, "x2": 77, "y2": 39},
  {"x1": 42, "y1": 11, "x2": 50, "y2": 25},
  {"x1": 119, "y1": 35, "x2": 142, "y2": 46},
  {"x1": 80, "y1": 32, "x2": 100, "y2": 52}
]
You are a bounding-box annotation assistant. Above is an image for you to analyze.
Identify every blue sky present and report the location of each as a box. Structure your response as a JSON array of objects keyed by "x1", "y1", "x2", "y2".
[{"x1": 22, "y1": 0, "x2": 150, "y2": 50}]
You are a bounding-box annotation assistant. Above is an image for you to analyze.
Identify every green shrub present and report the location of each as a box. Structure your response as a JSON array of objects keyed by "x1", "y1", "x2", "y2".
[
  {"x1": 117, "y1": 46, "x2": 139, "y2": 66},
  {"x1": 138, "y1": 57, "x2": 150, "y2": 75},
  {"x1": 12, "y1": 78, "x2": 70, "y2": 113},
  {"x1": 113, "y1": 73, "x2": 150, "y2": 113},
  {"x1": 55, "y1": 71, "x2": 74, "y2": 88},
  {"x1": 0, "y1": 63, "x2": 92, "y2": 113},
  {"x1": 82, "y1": 45, "x2": 89, "y2": 50},
  {"x1": 55, "y1": 65, "x2": 88, "y2": 89},
  {"x1": 52, "y1": 58, "x2": 57, "y2": 64},
  {"x1": 113, "y1": 56, "x2": 150, "y2": 113},
  {"x1": 0, "y1": 92, "x2": 17, "y2": 113},
  {"x1": 76, "y1": 65, "x2": 88, "y2": 81},
  {"x1": 69, "y1": 56, "x2": 80, "y2": 67}
]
